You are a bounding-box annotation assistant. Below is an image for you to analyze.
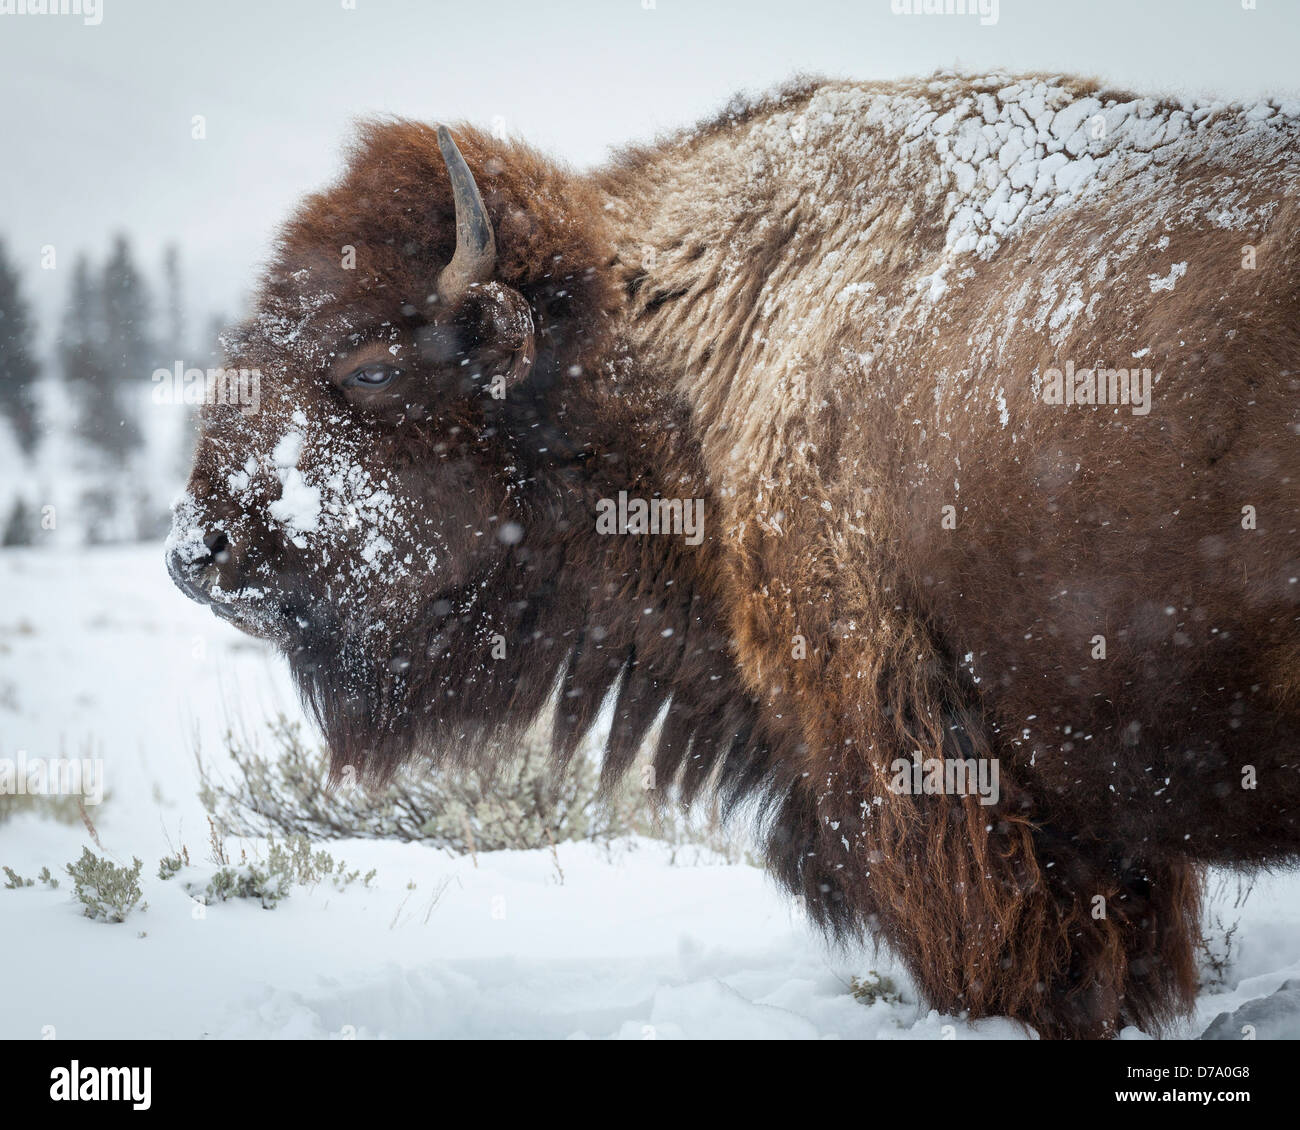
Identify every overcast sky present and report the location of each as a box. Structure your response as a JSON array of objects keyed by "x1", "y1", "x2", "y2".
[{"x1": 2, "y1": 0, "x2": 1297, "y2": 351}]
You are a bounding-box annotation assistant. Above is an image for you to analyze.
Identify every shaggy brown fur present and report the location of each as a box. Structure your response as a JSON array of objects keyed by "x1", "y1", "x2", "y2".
[{"x1": 170, "y1": 72, "x2": 1300, "y2": 1039}]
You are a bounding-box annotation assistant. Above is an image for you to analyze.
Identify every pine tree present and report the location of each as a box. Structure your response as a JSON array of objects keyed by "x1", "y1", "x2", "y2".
[
  {"x1": 60, "y1": 254, "x2": 114, "y2": 458},
  {"x1": 1, "y1": 498, "x2": 37, "y2": 547},
  {"x1": 60, "y1": 238, "x2": 153, "y2": 465},
  {"x1": 97, "y1": 234, "x2": 150, "y2": 461},
  {"x1": 162, "y1": 243, "x2": 184, "y2": 358},
  {"x1": 0, "y1": 239, "x2": 41, "y2": 455}
]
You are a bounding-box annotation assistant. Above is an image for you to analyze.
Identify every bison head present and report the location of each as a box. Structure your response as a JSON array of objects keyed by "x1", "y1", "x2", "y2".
[{"x1": 166, "y1": 121, "x2": 626, "y2": 779}]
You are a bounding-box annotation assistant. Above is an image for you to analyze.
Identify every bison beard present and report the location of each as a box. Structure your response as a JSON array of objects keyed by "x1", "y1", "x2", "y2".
[{"x1": 168, "y1": 72, "x2": 1300, "y2": 1039}]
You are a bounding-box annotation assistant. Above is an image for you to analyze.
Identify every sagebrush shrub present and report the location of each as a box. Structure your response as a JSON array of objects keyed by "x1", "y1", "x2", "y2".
[
  {"x1": 186, "y1": 835, "x2": 375, "y2": 909},
  {"x1": 65, "y1": 849, "x2": 144, "y2": 923},
  {"x1": 198, "y1": 714, "x2": 749, "y2": 862}
]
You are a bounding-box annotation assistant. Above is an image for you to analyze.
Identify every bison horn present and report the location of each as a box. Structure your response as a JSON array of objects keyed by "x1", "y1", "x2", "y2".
[{"x1": 435, "y1": 125, "x2": 497, "y2": 306}]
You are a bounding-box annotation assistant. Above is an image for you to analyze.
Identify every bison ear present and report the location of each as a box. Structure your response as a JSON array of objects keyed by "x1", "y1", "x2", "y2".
[{"x1": 462, "y1": 280, "x2": 536, "y2": 391}]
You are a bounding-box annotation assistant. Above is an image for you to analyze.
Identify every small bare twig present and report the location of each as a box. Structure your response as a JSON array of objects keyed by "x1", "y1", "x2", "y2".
[
  {"x1": 545, "y1": 827, "x2": 565, "y2": 885},
  {"x1": 423, "y1": 876, "x2": 453, "y2": 925},
  {"x1": 389, "y1": 889, "x2": 413, "y2": 930},
  {"x1": 461, "y1": 812, "x2": 478, "y2": 868},
  {"x1": 207, "y1": 816, "x2": 228, "y2": 866},
  {"x1": 77, "y1": 797, "x2": 104, "y2": 851}
]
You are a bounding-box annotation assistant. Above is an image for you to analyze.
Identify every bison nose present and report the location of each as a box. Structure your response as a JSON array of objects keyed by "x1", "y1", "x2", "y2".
[
  {"x1": 203, "y1": 530, "x2": 230, "y2": 561},
  {"x1": 167, "y1": 528, "x2": 231, "y2": 607}
]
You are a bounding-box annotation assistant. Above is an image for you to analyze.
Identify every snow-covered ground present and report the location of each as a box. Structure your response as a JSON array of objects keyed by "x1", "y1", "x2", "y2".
[{"x1": 2, "y1": 544, "x2": 1299, "y2": 1039}]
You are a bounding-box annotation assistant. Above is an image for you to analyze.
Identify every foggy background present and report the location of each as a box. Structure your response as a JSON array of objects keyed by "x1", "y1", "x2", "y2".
[{"x1": 0, "y1": 0, "x2": 1296, "y2": 543}]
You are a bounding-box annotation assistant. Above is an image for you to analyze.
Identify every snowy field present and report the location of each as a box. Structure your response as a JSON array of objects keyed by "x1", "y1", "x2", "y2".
[{"x1": 2, "y1": 544, "x2": 1299, "y2": 1040}]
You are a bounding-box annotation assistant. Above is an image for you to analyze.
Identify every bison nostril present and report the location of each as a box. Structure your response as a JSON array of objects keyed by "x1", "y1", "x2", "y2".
[{"x1": 204, "y1": 530, "x2": 230, "y2": 563}]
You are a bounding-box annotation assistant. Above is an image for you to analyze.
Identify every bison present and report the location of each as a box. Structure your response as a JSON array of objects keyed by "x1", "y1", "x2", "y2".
[{"x1": 168, "y1": 72, "x2": 1300, "y2": 1039}]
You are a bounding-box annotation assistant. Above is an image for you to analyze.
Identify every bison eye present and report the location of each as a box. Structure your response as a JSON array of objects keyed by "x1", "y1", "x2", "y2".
[{"x1": 343, "y1": 363, "x2": 401, "y2": 389}]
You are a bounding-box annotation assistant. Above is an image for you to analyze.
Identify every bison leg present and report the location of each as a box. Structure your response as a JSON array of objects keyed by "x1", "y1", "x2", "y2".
[
  {"x1": 1006, "y1": 831, "x2": 1204, "y2": 1038},
  {"x1": 765, "y1": 764, "x2": 1202, "y2": 1038}
]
